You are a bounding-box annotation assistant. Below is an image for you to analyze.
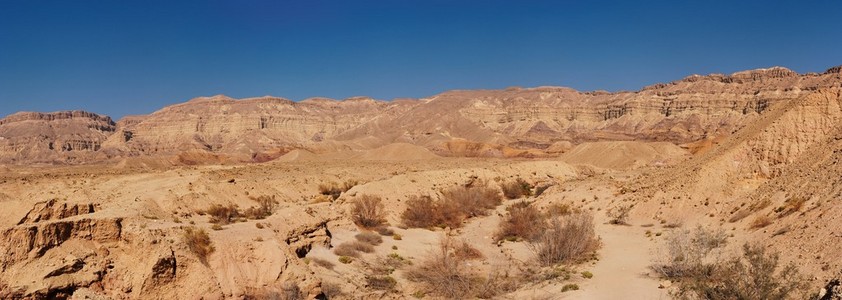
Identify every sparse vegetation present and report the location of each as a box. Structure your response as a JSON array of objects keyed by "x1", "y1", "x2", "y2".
[
  {"x1": 310, "y1": 257, "x2": 335, "y2": 270},
  {"x1": 334, "y1": 241, "x2": 374, "y2": 257},
  {"x1": 750, "y1": 215, "x2": 772, "y2": 229},
  {"x1": 656, "y1": 239, "x2": 810, "y2": 300},
  {"x1": 338, "y1": 256, "x2": 353, "y2": 264},
  {"x1": 401, "y1": 183, "x2": 502, "y2": 229},
  {"x1": 321, "y1": 281, "x2": 344, "y2": 299},
  {"x1": 531, "y1": 212, "x2": 600, "y2": 266},
  {"x1": 183, "y1": 227, "x2": 214, "y2": 263},
  {"x1": 319, "y1": 180, "x2": 358, "y2": 200},
  {"x1": 406, "y1": 238, "x2": 517, "y2": 298},
  {"x1": 496, "y1": 201, "x2": 544, "y2": 242},
  {"x1": 501, "y1": 178, "x2": 533, "y2": 199},
  {"x1": 651, "y1": 226, "x2": 728, "y2": 279},
  {"x1": 581, "y1": 271, "x2": 593, "y2": 279},
  {"x1": 534, "y1": 184, "x2": 553, "y2": 197},
  {"x1": 355, "y1": 231, "x2": 383, "y2": 245},
  {"x1": 204, "y1": 196, "x2": 278, "y2": 225},
  {"x1": 351, "y1": 195, "x2": 386, "y2": 229},
  {"x1": 366, "y1": 275, "x2": 397, "y2": 290},
  {"x1": 607, "y1": 205, "x2": 631, "y2": 225},
  {"x1": 562, "y1": 284, "x2": 579, "y2": 292}
]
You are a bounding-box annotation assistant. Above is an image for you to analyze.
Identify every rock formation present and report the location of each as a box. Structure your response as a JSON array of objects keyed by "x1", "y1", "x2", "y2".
[{"x1": 1, "y1": 65, "x2": 840, "y2": 164}]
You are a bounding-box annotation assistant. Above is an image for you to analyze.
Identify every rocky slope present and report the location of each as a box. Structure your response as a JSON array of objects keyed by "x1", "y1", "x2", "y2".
[{"x1": 2, "y1": 65, "x2": 840, "y2": 164}]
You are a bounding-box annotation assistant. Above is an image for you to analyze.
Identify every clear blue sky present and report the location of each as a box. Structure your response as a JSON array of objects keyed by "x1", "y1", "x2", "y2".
[{"x1": 1, "y1": 0, "x2": 841, "y2": 119}]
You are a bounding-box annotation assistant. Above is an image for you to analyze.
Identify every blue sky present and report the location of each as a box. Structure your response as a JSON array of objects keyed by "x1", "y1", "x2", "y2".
[{"x1": 1, "y1": 0, "x2": 841, "y2": 119}]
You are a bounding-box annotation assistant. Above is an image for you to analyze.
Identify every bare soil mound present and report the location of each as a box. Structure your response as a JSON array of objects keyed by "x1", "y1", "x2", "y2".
[{"x1": 561, "y1": 141, "x2": 689, "y2": 170}]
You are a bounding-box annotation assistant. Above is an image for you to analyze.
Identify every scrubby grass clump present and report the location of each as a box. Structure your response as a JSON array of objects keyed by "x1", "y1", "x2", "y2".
[
  {"x1": 351, "y1": 195, "x2": 387, "y2": 229},
  {"x1": 183, "y1": 227, "x2": 215, "y2": 263},
  {"x1": 401, "y1": 183, "x2": 502, "y2": 229},
  {"x1": 204, "y1": 195, "x2": 278, "y2": 225}
]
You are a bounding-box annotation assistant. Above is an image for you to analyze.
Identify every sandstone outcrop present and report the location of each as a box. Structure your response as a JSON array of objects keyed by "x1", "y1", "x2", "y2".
[{"x1": 2, "y1": 66, "x2": 841, "y2": 164}]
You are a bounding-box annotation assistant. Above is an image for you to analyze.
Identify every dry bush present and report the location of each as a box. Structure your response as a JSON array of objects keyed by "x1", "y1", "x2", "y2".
[
  {"x1": 775, "y1": 196, "x2": 807, "y2": 217},
  {"x1": 443, "y1": 183, "x2": 503, "y2": 217},
  {"x1": 651, "y1": 226, "x2": 728, "y2": 279},
  {"x1": 496, "y1": 201, "x2": 545, "y2": 242},
  {"x1": 531, "y1": 212, "x2": 600, "y2": 266},
  {"x1": 607, "y1": 205, "x2": 631, "y2": 225},
  {"x1": 750, "y1": 215, "x2": 772, "y2": 229},
  {"x1": 318, "y1": 180, "x2": 359, "y2": 200},
  {"x1": 244, "y1": 282, "x2": 303, "y2": 300},
  {"x1": 728, "y1": 209, "x2": 752, "y2": 223},
  {"x1": 310, "y1": 257, "x2": 335, "y2": 270},
  {"x1": 401, "y1": 195, "x2": 441, "y2": 228},
  {"x1": 546, "y1": 202, "x2": 575, "y2": 217},
  {"x1": 402, "y1": 184, "x2": 502, "y2": 229},
  {"x1": 183, "y1": 227, "x2": 214, "y2": 263},
  {"x1": 407, "y1": 238, "x2": 519, "y2": 298},
  {"x1": 670, "y1": 244, "x2": 809, "y2": 300},
  {"x1": 355, "y1": 231, "x2": 383, "y2": 245},
  {"x1": 453, "y1": 240, "x2": 484, "y2": 260},
  {"x1": 205, "y1": 204, "x2": 240, "y2": 225},
  {"x1": 501, "y1": 178, "x2": 533, "y2": 199},
  {"x1": 375, "y1": 226, "x2": 394, "y2": 236},
  {"x1": 320, "y1": 281, "x2": 344, "y2": 299},
  {"x1": 366, "y1": 275, "x2": 397, "y2": 290},
  {"x1": 242, "y1": 195, "x2": 277, "y2": 220},
  {"x1": 351, "y1": 195, "x2": 386, "y2": 228},
  {"x1": 333, "y1": 241, "x2": 374, "y2": 257},
  {"x1": 534, "y1": 184, "x2": 553, "y2": 197},
  {"x1": 406, "y1": 238, "x2": 483, "y2": 299}
]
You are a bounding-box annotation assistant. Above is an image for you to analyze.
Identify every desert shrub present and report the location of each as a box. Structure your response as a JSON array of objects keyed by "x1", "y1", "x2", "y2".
[
  {"x1": 183, "y1": 227, "x2": 214, "y2": 263},
  {"x1": 338, "y1": 256, "x2": 353, "y2": 264},
  {"x1": 406, "y1": 238, "x2": 482, "y2": 299},
  {"x1": 366, "y1": 275, "x2": 397, "y2": 290},
  {"x1": 205, "y1": 204, "x2": 240, "y2": 224},
  {"x1": 244, "y1": 284, "x2": 303, "y2": 300},
  {"x1": 581, "y1": 271, "x2": 593, "y2": 279},
  {"x1": 444, "y1": 183, "x2": 502, "y2": 217},
  {"x1": 334, "y1": 241, "x2": 374, "y2": 258},
  {"x1": 392, "y1": 233, "x2": 402, "y2": 240},
  {"x1": 318, "y1": 180, "x2": 359, "y2": 200},
  {"x1": 311, "y1": 257, "x2": 335, "y2": 270},
  {"x1": 375, "y1": 226, "x2": 394, "y2": 236},
  {"x1": 321, "y1": 281, "x2": 344, "y2": 299},
  {"x1": 501, "y1": 178, "x2": 533, "y2": 199},
  {"x1": 402, "y1": 184, "x2": 503, "y2": 229},
  {"x1": 401, "y1": 195, "x2": 441, "y2": 228},
  {"x1": 546, "y1": 202, "x2": 575, "y2": 217},
  {"x1": 750, "y1": 215, "x2": 772, "y2": 229},
  {"x1": 561, "y1": 284, "x2": 579, "y2": 292},
  {"x1": 607, "y1": 205, "x2": 631, "y2": 225},
  {"x1": 242, "y1": 195, "x2": 277, "y2": 219},
  {"x1": 531, "y1": 212, "x2": 600, "y2": 266},
  {"x1": 211, "y1": 224, "x2": 223, "y2": 231},
  {"x1": 355, "y1": 231, "x2": 383, "y2": 245},
  {"x1": 775, "y1": 196, "x2": 807, "y2": 217},
  {"x1": 453, "y1": 240, "x2": 484, "y2": 260},
  {"x1": 534, "y1": 184, "x2": 553, "y2": 197},
  {"x1": 352, "y1": 195, "x2": 386, "y2": 228},
  {"x1": 651, "y1": 226, "x2": 728, "y2": 279},
  {"x1": 496, "y1": 201, "x2": 545, "y2": 242},
  {"x1": 671, "y1": 244, "x2": 809, "y2": 300}
]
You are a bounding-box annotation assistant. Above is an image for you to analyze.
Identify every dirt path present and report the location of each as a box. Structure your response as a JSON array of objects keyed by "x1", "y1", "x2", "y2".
[{"x1": 572, "y1": 221, "x2": 668, "y2": 299}]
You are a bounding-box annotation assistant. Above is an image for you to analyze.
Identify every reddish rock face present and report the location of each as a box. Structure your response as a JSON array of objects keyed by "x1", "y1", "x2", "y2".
[{"x1": 2, "y1": 65, "x2": 842, "y2": 165}]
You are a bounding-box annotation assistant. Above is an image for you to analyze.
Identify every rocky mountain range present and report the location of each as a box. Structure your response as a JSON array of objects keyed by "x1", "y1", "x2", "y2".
[{"x1": 1, "y1": 65, "x2": 841, "y2": 165}]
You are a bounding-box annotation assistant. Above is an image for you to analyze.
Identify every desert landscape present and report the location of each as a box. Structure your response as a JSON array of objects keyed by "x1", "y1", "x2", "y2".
[{"x1": 1, "y1": 65, "x2": 842, "y2": 299}]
